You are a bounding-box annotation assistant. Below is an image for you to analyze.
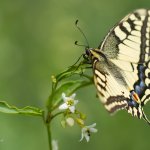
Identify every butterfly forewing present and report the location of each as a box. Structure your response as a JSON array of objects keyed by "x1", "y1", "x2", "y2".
[{"x1": 99, "y1": 9, "x2": 150, "y2": 63}]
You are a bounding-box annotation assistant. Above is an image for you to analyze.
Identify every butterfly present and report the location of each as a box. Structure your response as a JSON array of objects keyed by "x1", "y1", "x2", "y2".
[{"x1": 83, "y1": 9, "x2": 150, "y2": 124}]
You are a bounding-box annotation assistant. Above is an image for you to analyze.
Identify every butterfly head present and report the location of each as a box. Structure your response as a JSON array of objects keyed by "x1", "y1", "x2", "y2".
[
  {"x1": 85, "y1": 47, "x2": 93, "y2": 56},
  {"x1": 83, "y1": 47, "x2": 94, "y2": 62}
]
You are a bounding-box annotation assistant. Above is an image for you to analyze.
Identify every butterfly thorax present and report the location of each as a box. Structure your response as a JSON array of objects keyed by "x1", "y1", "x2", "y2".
[{"x1": 85, "y1": 48, "x2": 108, "y2": 63}]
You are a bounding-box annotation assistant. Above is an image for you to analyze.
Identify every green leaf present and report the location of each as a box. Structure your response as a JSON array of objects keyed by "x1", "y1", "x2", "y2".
[
  {"x1": 55, "y1": 63, "x2": 89, "y2": 82},
  {"x1": 0, "y1": 101, "x2": 43, "y2": 116},
  {"x1": 50, "y1": 80, "x2": 92, "y2": 110}
]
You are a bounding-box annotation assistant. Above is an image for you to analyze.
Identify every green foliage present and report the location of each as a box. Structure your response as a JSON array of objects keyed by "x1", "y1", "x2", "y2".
[
  {"x1": 47, "y1": 62, "x2": 93, "y2": 110},
  {"x1": 0, "y1": 101, "x2": 43, "y2": 116},
  {"x1": 52, "y1": 80, "x2": 92, "y2": 109}
]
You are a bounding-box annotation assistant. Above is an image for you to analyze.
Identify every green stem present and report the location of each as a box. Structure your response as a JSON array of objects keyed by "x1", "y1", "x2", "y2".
[
  {"x1": 46, "y1": 123, "x2": 52, "y2": 150},
  {"x1": 45, "y1": 62, "x2": 93, "y2": 149},
  {"x1": 51, "y1": 111, "x2": 64, "y2": 121}
]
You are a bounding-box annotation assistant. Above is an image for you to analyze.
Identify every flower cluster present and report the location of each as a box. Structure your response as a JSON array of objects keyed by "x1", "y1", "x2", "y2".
[{"x1": 59, "y1": 93, "x2": 97, "y2": 142}]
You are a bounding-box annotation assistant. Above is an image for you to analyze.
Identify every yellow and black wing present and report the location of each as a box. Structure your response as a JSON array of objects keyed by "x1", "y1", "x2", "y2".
[{"x1": 92, "y1": 9, "x2": 150, "y2": 124}]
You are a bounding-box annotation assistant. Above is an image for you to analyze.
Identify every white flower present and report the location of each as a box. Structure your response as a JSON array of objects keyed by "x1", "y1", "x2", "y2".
[
  {"x1": 52, "y1": 140, "x2": 58, "y2": 150},
  {"x1": 66, "y1": 117, "x2": 75, "y2": 127},
  {"x1": 80, "y1": 123, "x2": 98, "y2": 142},
  {"x1": 59, "y1": 93, "x2": 78, "y2": 113}
]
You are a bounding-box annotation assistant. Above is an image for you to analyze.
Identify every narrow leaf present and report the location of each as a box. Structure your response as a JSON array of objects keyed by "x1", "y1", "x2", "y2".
[
  {"x1": 0, "y1": 101, "x2": 43, "y2": 116},
  {"x1": 55, "y1": 63, "x2": 89, "y2": 82}
]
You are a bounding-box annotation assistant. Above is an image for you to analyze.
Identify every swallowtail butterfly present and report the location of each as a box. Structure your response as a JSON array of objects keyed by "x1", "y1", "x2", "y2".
[{"x1": 84, "y1": 9, "x2": 150, "y2": 124}]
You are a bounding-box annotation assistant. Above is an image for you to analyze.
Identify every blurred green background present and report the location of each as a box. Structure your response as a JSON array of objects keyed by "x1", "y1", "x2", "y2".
[{"x1": 0, "y1": 0, "x2": 150, "y2": 150}]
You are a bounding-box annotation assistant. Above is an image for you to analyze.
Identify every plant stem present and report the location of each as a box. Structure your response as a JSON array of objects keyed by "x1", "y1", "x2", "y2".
[
  {"x1": 46, "y1": 123, "x2": 52, "y2": 150},
  {"x1": 51, "y1": 111, "x2": 63, "y2": 121}
]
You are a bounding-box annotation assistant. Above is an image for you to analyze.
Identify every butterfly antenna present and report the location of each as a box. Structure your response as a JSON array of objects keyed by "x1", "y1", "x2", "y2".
[
  {"x1": 75, "y1": 20, "x2": 89, "y2": 48},
  {"x1": 74, "y1": 41, "x2": 87, "y2": 47}
]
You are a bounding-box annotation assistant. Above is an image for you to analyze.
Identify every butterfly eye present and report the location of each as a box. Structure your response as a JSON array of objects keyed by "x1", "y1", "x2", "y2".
[{"x1": 85, "y1": 49, "x2": 90, "y2": 56}]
